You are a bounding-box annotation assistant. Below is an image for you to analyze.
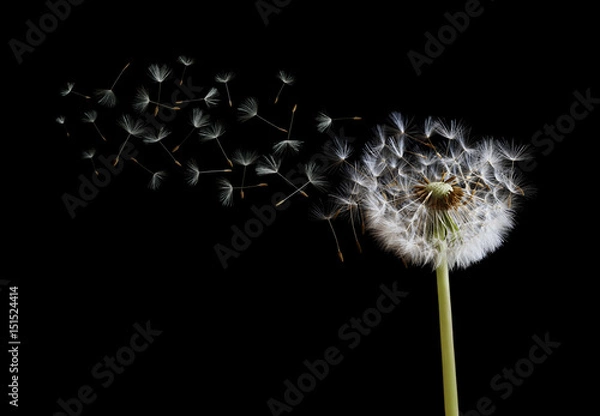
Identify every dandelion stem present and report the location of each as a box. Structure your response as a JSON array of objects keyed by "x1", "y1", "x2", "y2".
[{"x1": 436, "y1": 249, "x2": 459, "y2": 416}]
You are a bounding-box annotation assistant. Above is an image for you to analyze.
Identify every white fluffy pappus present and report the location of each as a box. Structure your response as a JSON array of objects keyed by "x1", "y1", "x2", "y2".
[{"x1": 337, "y1": 112, "x2": 532, "y2": 270}]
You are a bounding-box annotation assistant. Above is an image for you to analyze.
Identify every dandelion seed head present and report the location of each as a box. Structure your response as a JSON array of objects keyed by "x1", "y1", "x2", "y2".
[
  {"x1": 95, "y1": 89, "x2": 117, "y2": 107},
  {"x1": 273, "y1": 139, "x2": 304, "y2": 155},
  {"x1": 185, "y1": 159, "x2": 201, "y2": 186},
  {"x1": 199, "y1": 122, "x2": 226, "y2": 141},
  {"x1": 255, "y1": 155, "x2": 281, "y2": 175},
  {"x1": 315, "y1": 112, "x2": 332, "y2": 132},
  {"x1": 237, "y1": 97, "x2": 258, "y2": 122},
  {"x1": 81, "y1": 111, "x2": 98, "y2": 123},
  {"x1": 277, "y1": 70, "x2": 295, "y2": 85},
  {"x1": 177, "y1": 55, "x2": 194, "y2": 66},
  {"x1": 60, "y1": 82, "x2": 75, "y2": 96},
  {"x1": 215, "y1": 71, "x2": 235, "y2": 83},
  {"x1": 149, "y1": 171, "x2": 166, "y2": 190},
  {"x1": 118, "y1": 115, "x2": 147, "y2": 137},
  {"x1": 340, "y1": 113, "x2": 532, "y2": 270},
  {"x1": 217, "y1": 178, "x2": 234, "y2": 206},
  {"x1": 143, "y1": 126, "x2": 171, "y2": 144},
  {"x1": 190, "y1": 108, "x2": 210, "y2": 129},
  {"x1": 148, "y1": 64, "x2": 172, "y2": 83},
  {"x1": 232, "y1": 149, "x2": 259, "y2": 167}
]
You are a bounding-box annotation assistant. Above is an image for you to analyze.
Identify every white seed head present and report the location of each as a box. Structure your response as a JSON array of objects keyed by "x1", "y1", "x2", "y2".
[
  {"x1": 148, "y1": 64, "x2": 172, "y2": 83},
  {"x1": 339, "y1": 113, "x2": 531, "y2": 270}
]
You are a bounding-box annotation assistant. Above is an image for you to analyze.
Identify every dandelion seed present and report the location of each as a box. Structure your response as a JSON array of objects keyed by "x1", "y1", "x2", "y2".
[
  {"x1": 311, "y1": 202, "x2": 344, "y2": 262},
  {"x1": 82, "y1": 148, "x2": 98, "y2": 175},
  {"x1": 56, "y1": 115, "x2": 70, "y2": 137},
  {"x1": 274, "y1": 70, "x2": 295, "y2": 104},
  {"x1": 215, "y1": 71, "x2": 235, "y2": 107},
  {"x1": 60, "y1": 82, "x2": 91, "y2": 99},
  {"x1": 142, "y1": 126, "x2": 182, "y2": 167},
  {"x1": 95, "y1": 61, "x2": 131, "y2": 107},
  {"x1": 172, "y1": 108, "x2": 210, "y2": 152},
  {"x1": 315, "y1": 112, "x2": 362, "y2": 133},
  {"x1": 273, "y1": 104, "x2": 302, "y2": 155},
  {"x1": 81, "y1": 110, "x2": 107, "y2": 142},
  {"x1": 185, "y1": 159, "x2": 232, "y2": 186},
  {"x1": 133, "y1": 87, "x2": 181, "y2": 113},
  {"x1": 199, "y1": 122, "x2": 232, "y2": 167},
  {"x1": 255, "y1": 154, "x2": 308, "y2": 197},
  {"x1": 217, "y1": 177, "x2": 267, "y2": 206},
  {"x1": 323, "y1": 137, "x2": 354, "y2": 170},
  {"x1": 129, "y1": 157, "x2": 166, "y2": 190},
  {"x1": 275, "y1": 161, "x2": 327, "y2": 207},
  {"x1": 237, "y1": 97, "x2": 288, "y2": 132},
  {"x1": 147, "y1": 64, "x2": 172, "y2": 116},
  {"x1": 232, "y1": 149, "x2": 259, "y2": 199},
  {"x1": 177, "y1": 55, "x2": 194, "y2": 85},
  {"x1": 175, "y1": 87, "x2": 220, "y2": 107},
  {"x1": 114, "y1": 114, "x2": 147, "y2": 166}
]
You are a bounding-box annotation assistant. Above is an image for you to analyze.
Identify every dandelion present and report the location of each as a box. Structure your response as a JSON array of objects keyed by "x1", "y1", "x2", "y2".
[
  {"x1": 185, "y1": 159, "x2": 232, "y2": 186},
  {"x1": 337, "y1": 112, "x2": 532, "y2": 416},
  {"x1": 60, "y1": 82, "x2": 91, "y2": 99},
  {"x1": 215, "y1": 71, "x2": 235, "y2": 107},
  {"x1": 142, "y1": 126, "x2": 182, "y2": 167},
  {"x1": 274, "y1": 70, "x2": 295, "y2": 104},
  {"x1": 275, "y1": 161, "x2": 327, "y2": 207},
  {"x1": 133, "y1": 87, "x2": 180, "y2": 113},
  {"x1": 256, "y1": 154, "x2": 308, "y2": 198},
  {"x1": 129, "y1": 157, "x2": 166, "y2": 190},
  {"x1": 56, "y1": 115, "x2": 69, "y2": 137},
  {"x1": 95, "y1": 61, "x2": 131, "y2": 107},
  {"x1": 237, "y1": 97, "x2": 288, "y2": 132},
  {"x1": 315, "y1": 111, "x2": 362, "y2": 133},
  {"x1": 172, "y1": 108, "x2": 210, "y2": 152},
  {"x1": 82, "y1": 148, "x2": 98, "y2": 175},
  {"x1": 175, "y1": 87, "x2": 220, "y2": 107},
  {"x1": 147, "y1": 63, "x2": 172, "y2": 116},
  {"x1": 177, "y1": 55, "x2": 194, "y2": 85},
  {"x1": 199, "y1": 122, "x2": 232, "y2": 167},
  {"x1": 323, "y1": 136, "x2": 354, "y2": 170},
  {"x1": 81, "y1": 110, "x2": 107, "y2": 142},
  {"x1": 311, "y1": 202, "x2": 344, "y2": 262},
  {"x1": 231, "y1": 149, "x2": 260, "y2": 199},
  {"x1": 114, "y1": 114, "x2": 147, "y2": 166}
]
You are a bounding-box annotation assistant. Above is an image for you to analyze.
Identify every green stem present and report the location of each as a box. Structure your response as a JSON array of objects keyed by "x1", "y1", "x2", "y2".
[{"x1": 436, "y1": 250, "x2": 459, "y2": 416}]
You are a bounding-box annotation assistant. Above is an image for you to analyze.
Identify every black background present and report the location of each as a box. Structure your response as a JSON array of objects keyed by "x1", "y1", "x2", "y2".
[{"x1": 4, "y1": 0, "x2": 597, "y2": 415}]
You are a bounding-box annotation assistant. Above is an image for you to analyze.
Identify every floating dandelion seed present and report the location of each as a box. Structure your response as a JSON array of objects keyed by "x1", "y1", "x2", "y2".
[
  {"x1": 60, "y1": 82, "x2": 91, "y2": 99},
  {"x1": 82, "y1": 148, "x2": 98, "y2": 175},
  {"x1": 133, "y1": 87, "x2": 181, "y2": 114},
  {"x1": 142, "y1": 126, "x2": 182, "y2": 167},
  {"x1": 114, "y1": 114, "x2": 147, "y2": 166},
  {"x1": 56, "y1": 115, "x2": 70, "y2": 137},
  {"x1": 217, "y1": 177, "x2": 267, "y2": 207},
  {"x1": 81, "y1": 110, "x2": 107, "y2": 142},
  {"x1": 215, "y1": 71, "x2": 235, "y2": 107},
  {"x1": 172, "y1": 108, "x2": 211, "y2": 152},
  {"x1": 232, "y1": 149, "x2": 260, "y2": 199},
  {"x1": 275, "y1": 161, "x2": 327, "y2": 207},
  {"x1": 185, "y1": 159, "x2": 232, "y2": 186},
  {"x1": 315, "y1": 111, "x2": 362, "y2": 133},
  {"x1": 337, "y1": 112, "x2": 532, "y2": 416},
  {"x1": 177, "y1": 55, "x2": 194, "y2": 85},
  {"x1": 147, "y1": 64, "x2": 172, "y2": 116},
  {"x1": 199, "y1": 122, "x2": 233, "y2": 168},
  {"x1": 274, "y1": 70, "x2": 295, "y2": 104},
  {"x1": 237, "y1": 97, "x2": 288, "y2": 132},
  {"x1": 175, "y1": 87, "x2": 220, "y2": 107},
  {"x1": 311, "y1": 202, "x2": 344, "y2": 262},
  {"x1": 273, "y1": 104, "x2": 303, "y2": 155},
  {"x1": 95, "y1": 61, "x2": 131, "y2": 107},
  {"x1": 256, "y1": 155, "x2": 308, "y2": 198},
  {"x1": 129, "y1": 157, "x2": 166, "y2": 190}
]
